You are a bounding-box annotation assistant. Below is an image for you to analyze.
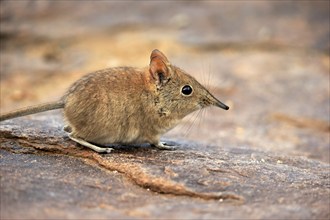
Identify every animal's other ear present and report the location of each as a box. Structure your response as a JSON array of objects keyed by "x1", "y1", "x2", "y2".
[{"x1": 149, "y1": 49, "x2": 171, "y2": 86}]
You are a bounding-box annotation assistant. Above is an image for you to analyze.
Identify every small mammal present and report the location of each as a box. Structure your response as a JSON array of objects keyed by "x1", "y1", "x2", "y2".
[{"x1": 0, "y1": 49, "x2": 229, "y2": 153}]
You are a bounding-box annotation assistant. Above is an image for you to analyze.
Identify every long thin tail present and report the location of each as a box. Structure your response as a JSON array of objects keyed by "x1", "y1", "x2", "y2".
[{"x1": 0, "y1": 100, "x2": 64, "y2": 121}]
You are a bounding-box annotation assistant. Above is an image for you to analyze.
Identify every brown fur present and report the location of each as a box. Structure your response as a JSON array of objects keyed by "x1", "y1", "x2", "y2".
[{"x1": 1, "y1": 49, "x2": 229, "y2": 151}]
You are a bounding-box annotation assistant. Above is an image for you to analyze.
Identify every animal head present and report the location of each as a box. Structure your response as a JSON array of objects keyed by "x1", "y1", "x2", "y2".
[{"x1": 149, "y1": 49, "x2": 229, "y2": 119}]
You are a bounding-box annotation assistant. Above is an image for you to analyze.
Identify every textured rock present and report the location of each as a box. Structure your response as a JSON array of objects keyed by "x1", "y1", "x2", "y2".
[
  {"x1": 0, "y1": 1, "x2": 329, "y2": 219},
  {"x1": 1, "y1": 117, "x2": 329, "y2": 219}
]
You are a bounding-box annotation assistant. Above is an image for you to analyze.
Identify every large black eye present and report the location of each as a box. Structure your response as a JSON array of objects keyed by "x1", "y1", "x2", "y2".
[{"x1": 181, "y1": 85, "x2": 193, "y2": 96}]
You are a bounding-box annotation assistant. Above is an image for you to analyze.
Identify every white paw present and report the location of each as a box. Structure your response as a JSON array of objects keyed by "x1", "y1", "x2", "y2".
[
  {"x1": 102, "y1": 147, "x2": 113, "y2": 153},
  {"x1": 154, "y1": 142, "x2": 176, "y2": 150}
]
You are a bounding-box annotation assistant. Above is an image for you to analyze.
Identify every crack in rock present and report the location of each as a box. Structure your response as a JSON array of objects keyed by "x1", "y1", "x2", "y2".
[{"x1": 0, "y1": 135, "x2": 244, "y2": 202}]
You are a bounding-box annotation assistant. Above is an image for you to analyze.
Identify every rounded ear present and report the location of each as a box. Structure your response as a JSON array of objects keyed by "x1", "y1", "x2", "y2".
[{"x1": 149, "y1": 49, "x2": 171, "y2": 86}]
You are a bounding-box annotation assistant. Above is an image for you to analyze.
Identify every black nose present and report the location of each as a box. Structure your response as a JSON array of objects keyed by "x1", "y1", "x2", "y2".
[{"x1": 216, "y1": 101, "x2": 229, "y2": 110}]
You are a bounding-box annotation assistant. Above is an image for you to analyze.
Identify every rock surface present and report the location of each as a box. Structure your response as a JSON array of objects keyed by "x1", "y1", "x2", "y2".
[
  {"x1": 0, "y1": 1, "x2": 329, "y2": 219},
  {"x1": 1, "y1": 117, "x2": 329, "y2": 219}
]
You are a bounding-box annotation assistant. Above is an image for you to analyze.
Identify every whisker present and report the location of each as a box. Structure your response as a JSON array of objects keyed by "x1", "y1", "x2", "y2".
[
  {"x1": 183, "y1": 109, "x2": 202, "y2": 138},
  {"x1": 196, "y1": 108, "x2": 203, "y2": 136},
  {"x1": 177, "y1": 110, "x2": 198, "y2": 138}
]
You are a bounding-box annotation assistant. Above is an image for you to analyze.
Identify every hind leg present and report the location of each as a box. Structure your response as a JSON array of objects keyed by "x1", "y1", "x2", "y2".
[{"x1": 68, "y1": 133, "x2": 113, "y2": 153}]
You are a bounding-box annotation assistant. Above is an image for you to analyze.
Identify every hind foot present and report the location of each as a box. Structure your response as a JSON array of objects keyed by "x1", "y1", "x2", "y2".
[{"x1": 68, "y1": 134, "x2": 113, "y2": 153}]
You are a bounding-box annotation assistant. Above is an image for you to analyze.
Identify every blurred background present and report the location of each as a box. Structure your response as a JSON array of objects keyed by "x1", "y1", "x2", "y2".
[{"x1": 0, "y1": 1, "x2": 329, "y2": 162}]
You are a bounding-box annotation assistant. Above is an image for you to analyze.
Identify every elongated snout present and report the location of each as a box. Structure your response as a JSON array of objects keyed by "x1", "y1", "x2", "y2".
[
  {"x1": 215, "y1": 99, "x2": 229, "y2": 110},
  {"x1": 208, "y1": 93, "x2": 229, "y2": 110}
]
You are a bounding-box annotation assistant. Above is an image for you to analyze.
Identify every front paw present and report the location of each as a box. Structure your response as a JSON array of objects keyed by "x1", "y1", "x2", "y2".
[{"x1": 152, "y1": 142, "x2": 176, "y2": 150}]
